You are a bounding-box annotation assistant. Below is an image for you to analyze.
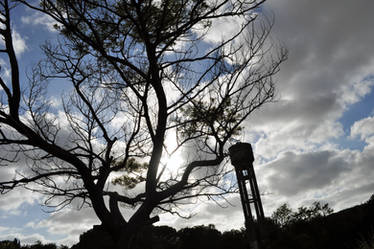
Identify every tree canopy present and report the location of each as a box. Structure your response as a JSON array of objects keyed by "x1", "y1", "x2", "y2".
[
  {"x1": 271, "y1": 202, "x2": 334, "y2": 227},
  {"x1": 0, "y1": 0, "x2": 286, "y2": 247}
]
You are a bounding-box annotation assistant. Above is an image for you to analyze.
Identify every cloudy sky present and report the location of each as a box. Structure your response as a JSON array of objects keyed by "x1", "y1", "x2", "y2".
[{"x1": 1, "y1": 0, "x2": 374, "y2": 246}]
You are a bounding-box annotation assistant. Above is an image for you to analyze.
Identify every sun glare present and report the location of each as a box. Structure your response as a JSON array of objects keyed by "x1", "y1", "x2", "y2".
[{"x1": 161, "y1": 135, "x2": 185, "y2": 175}]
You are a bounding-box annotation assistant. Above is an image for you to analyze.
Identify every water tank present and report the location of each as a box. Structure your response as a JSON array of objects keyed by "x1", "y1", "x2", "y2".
[{"x1": 228, "y1": 143, "x2": 254, "y2": 168}]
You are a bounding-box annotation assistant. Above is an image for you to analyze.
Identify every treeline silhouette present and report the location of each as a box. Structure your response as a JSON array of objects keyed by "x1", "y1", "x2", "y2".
[
  {"x1": 2, "y1": 196, "x2": 373, "y2": 249},
  {"x1": 0, "y1": 239, "x2": 68, "y2": 249},
  {"x1": 264, "y1": 196, "x2": 374, "y2": 249}
]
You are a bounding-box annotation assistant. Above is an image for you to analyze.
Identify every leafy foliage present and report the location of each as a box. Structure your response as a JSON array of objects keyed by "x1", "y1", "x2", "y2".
[
  {"x1": 111, "y1": 158, "x2": 147, "y2": 189},
  {"x1": 179, "y1": 97, "x2": 243, "y2": 139},
  {"x1": 271, "y1": 201, "x2": 333, "y2": 227},
  {"x1": 267, "y1": 199, "x2": 374, "y2": 249},
  {"x1": 271, "y1": 203, "x2": 293, "y2": 227}
]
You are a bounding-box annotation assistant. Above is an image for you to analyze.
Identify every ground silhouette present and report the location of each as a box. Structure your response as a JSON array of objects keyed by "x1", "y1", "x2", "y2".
[
  {"x1": 71, "y1": 197, "x2": 374, "y2": 249},
  {"x1": 2, "y1": 197, "x2": 373, "y2": 249}
]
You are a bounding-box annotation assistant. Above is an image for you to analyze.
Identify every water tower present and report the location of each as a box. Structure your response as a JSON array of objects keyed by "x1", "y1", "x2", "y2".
[{"x1": 229, "y1": 142, "x2": 264, "y2": 249}]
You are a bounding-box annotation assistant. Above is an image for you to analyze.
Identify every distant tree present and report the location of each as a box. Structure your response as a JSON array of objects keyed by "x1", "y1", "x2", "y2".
[
  {"x1": 0, "y1": 0, "x2": 286, "y2": 248},
  {"x1": 0, "y1": 239, "x2": 21, "y2": 249},
  {"x1": 366, "y1": 194, "x2": 374, "y2": 204},
  {"x1": 271, "y1": 202, "x2": 333, "y2": 227},
  {"x1": 293, "y1": 201, "x2": 333, "y2": 222},
  {"x1": 0, "y1": 239, "x2": 65, "y2": 249},
  {"x1": 271, "y1": 203, "x2": 294, "y2": 227},
  {"x1": 25, "y1": 240, "x2": 57, "y2": 249}
]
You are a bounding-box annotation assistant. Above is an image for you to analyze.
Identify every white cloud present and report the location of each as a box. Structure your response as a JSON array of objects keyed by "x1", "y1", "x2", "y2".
[
  {"x1": 12, "y1": 30, "x2": 28, "y2": 56},
  {"x1": 198, "y1": 15, "x2": 246, "y2": 44},
  {"x1": 28, "y1": 208, "x2": 100, "y2": 246},
  {"x1": 0, "y1": 58, "x2": 11, "y2": 79},
  {"x1": 0, "y1": 29, "x2": 27, "y2": 56},
  {"x1": 21, "y1": 13, "x2": 57, "y2": 33},
  {"x1": 350, "y1": 116, "x2": 374, "y2": 141},
  {"x1": 340, "y1": 78, "x2": 374, "y2": 108},
  {"x1": 158, "y1": 195, "x2": 245, "y2": 231},
  {"x1": 0, "y1": 131, "x2": 43, "y2": 212},
  {"x1": 0, "y1": 184, "x2": 41, "y2": 212}
]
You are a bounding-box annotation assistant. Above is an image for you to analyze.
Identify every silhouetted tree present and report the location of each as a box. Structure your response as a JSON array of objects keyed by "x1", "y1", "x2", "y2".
[
  {"x1": 0, "y1": 0, "x2": 286, "y2": 248},
  {"x1": 366, "y1": 193, "x2": 374, "y2": 204},
  {"x1": 264, "y1": 201, "x2": 374, "y2": 249},
  {"x1": 271, "y1": 203, "x2": 294, "y2": 227},
  {"x1": 0, "y1": 239, "x2": 67, "y2": 249},
  {"x1": 293, "y1": 201, "x2": 333, "y2": 222},
  {"x1": 0, "y1": 239, "x2": 21, "y2": 249},
  {"x1": 27, "y1": 241, "x2": 57, "y2": 249},
  {"x1": 271, "y1": 202, "x2": 333, "y2": 227}
]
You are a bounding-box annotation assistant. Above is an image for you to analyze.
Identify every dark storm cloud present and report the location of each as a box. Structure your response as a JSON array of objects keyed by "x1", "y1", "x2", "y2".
[
  {"x1": 249, "y1": 92, "x2": 340, "y2": 127},
  {"x1": 252, "y1": 0, "x2": 374, "y2": 129},
  {"x1": 267, "y1": 0, "x2": 374, "y2": 93},
  {"x1": 264, "y1": 150, "x2": 351, "y2": 196}
]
